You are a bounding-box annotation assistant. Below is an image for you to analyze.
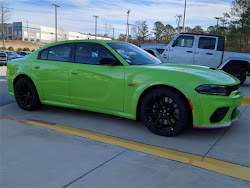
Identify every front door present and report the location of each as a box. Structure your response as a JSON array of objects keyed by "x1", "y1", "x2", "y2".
[
  {"x1": 168, "y1": 35, "x2": 195, "y2": 64},
  {"x1": 69, "y1": 42, "x2": 124, "y2": 112}
]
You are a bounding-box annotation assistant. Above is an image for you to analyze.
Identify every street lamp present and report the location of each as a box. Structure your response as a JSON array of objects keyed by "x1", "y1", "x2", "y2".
[
  {"x1": 125, "y1": 10, "x2": 130, "y2": 42},
  {"x1": 215, "y1": 17, "x2": 222, "y2": 33},
  {"x1": 93, "y1": 15, "x2": 99, "y2": 39},
  {"x1": 182, "y1": 0, "x2": 187, "y2": 32},
  {"x1": 52, "y1": 4, "x2": 60, "y2": 42}
]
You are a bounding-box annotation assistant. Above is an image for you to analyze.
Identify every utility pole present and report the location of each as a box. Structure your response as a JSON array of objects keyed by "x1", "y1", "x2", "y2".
[
  {"x1": 52, "y1": 4, "x2": 60, "y2": 42},
  {"x1": 215, "y1": 17, "x2": 222, "y2": 34},
  {"x1": 125, "y1": 10, "x2": 130, "y2": 42},
  {"x1": 27, "y1": 20, "x2": 29, "y2": 41},
  {"x1": 93, "y1": 15, "x2": 99, "y2": 39},
  {"x1": 113, "y1": 28, "x2": 115, "y2": 39},
  {"x1": 182, "y1": 0, "x2": 187, "y2": 32}
]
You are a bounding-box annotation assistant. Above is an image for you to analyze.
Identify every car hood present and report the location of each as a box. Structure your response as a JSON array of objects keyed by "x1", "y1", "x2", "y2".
[{"x1": 138, "y1": 63, "x2": 240, "y2": 86}]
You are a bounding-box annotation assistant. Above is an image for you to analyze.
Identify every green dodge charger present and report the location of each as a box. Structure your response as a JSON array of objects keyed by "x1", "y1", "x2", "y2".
[{"x1": 6, "y1": 40, "x2": 243, "y2": 136}]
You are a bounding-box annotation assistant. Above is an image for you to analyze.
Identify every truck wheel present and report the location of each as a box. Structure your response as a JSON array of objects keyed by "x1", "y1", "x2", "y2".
[
  {"x1": 140, "y1": 88, "x2": 191, "y2": 136},
  {"x1": 224, "y1": 66, "x2": 246, "y2": 85}
]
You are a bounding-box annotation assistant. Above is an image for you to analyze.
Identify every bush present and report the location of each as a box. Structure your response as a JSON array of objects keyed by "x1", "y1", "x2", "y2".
[
  {"x1": 8, "y1": 46, "x2": 15, "y2": 51},
  {"x1": 17, "y1": 47, "x2": 23, "y2": 51},
  {"x1": 32, "y1": 49, "x2": 35, "y2": 52},
  {"x1": 23, "y1": 47, "x2": 30, "y2": 51},
  {"x1": 0, "y1": 46, "x2": 7, "y2": 50}
]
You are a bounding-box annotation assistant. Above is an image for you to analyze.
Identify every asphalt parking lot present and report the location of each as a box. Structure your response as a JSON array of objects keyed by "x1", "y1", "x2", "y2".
[{"x1": 0, "y1": 66, "x2": 249, "y2": 187}]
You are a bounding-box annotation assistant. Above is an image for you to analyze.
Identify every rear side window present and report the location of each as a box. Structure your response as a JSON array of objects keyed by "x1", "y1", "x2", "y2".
[
  {"x1": 39, "y1": 49, "x2": 48, "y2": 60},
  {"x1": 48, "y1": 44, "x2": 73, "y2": 62},
  {"x1": 198, "y1": 37, "x2": 216, "y2": 50}
]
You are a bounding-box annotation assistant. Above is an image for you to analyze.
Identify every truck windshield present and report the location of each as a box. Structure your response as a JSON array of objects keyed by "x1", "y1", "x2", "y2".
[{"x1": 107, "y1": 43, "x2": 162, "y2": 65}]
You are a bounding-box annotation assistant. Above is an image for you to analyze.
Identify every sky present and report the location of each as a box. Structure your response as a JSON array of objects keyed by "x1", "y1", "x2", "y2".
[{"x1": 7, "y1": 0, "x2": 233, "y2": 38}]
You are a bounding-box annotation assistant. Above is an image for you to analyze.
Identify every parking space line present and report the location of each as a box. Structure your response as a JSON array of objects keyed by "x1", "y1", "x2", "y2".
[
  {"x1": 6, "y1": 119, "x2": 246, "y2": 182},
  {"x1": 242, "y1": 97, "x2": 250, "y2": 106}
]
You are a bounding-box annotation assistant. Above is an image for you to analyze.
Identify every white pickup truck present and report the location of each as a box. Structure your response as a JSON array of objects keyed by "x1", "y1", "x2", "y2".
[{"x1": 140, "y1": 33, "x2": 250, "y2": 84}]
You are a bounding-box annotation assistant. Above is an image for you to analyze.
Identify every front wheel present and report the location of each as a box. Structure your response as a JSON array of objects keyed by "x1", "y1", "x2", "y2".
[
  {"x1": 224, "y1": 66, "x2": 246, "y2": 85},
  {"x1": 140, "y1": 88, "x2": 191, "y2": 137},
  {"x1": 14, "y1": 77, "x2": 41, "y2": 110}
]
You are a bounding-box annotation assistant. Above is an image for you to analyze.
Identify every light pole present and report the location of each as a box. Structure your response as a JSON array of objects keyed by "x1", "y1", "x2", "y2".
[
  {"x1": 182, "y1": 0, "x2": 187, "y2": 32},
  {"x1": 52, "y1": 4, "x2": 60, "y2": 42},
  {"x1": 93, "y1": 15, "x2": 99, "y2": 39},
  {"x1": 113, "y1": 28, "x2": 115, "y2": 39},
  {"x1": 175, "y1": 14, "x2": 182, "y2": 33},
  {"x1": 215, "y1": 17, "x2": 222, "y2": 34},
  {"x1": 125, "y1": 10, "x2": 130, "y2": 42}
]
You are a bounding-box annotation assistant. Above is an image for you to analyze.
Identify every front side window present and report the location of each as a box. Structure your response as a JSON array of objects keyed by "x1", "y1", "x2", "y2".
[
  {"x1": 107, "y1": 42, "x2": 162, "y2": 65},
  {"x1": 47, "y1": 44, "x2": 72, "y2": 62},
  {"x1": 198, "y1": 37, "x2": 216, "y2": 50},
  {"x1": 176, "y1": 36, "x2": 194, "y2": 48},
  {"x1": 75, "y1": 43, "x2": 117, "y2": 65}
]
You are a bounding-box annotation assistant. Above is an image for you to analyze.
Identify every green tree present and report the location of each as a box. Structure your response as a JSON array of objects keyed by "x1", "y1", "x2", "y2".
[
  {"x1": 131, "y1": 20, "x2": 150, "y2": 44},
  {"x1": 164, "y1": 24, "x2": 176, "y2": 43},
  {"x1": 152, "y1": 21, "x2": 166, "y2": 43},
  {"x1": 192, "y1": 26, "x2": 204, "y2": 34}
]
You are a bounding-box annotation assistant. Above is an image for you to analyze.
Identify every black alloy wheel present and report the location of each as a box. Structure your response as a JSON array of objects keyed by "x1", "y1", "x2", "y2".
[
  {"x1": 141, "y1": 88, "x2": 191, "y2": 136},
  {"x1": 14, "y1": 77, "x2": 41, "y2": 110}
]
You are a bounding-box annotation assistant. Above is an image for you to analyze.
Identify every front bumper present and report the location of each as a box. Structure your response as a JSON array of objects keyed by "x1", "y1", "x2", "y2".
[{"x1": 191, "y1": 89, "x2": 243, "y2": 129}]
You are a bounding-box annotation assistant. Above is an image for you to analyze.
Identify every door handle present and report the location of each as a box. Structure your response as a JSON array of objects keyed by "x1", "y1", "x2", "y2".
[
  {"x1": 71, "y1": 71, "x2": 78, "y2": 75},
  {"x1": 169, "y1": 49, "x2": 173, "y2": 52},
  {"x1": 206, "y1": 53, "x2": 213, "y2": 55},
  {"x1": 34, "y1": 65, "x2": 40, "y2": 69},
  {"x1": 186, "y1": 51, "x2": 193, "y2": 53}
]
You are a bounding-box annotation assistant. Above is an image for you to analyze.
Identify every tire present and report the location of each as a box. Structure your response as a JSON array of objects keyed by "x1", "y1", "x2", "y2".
[
  {"x1": 140, "y1": 88, "x2": 191, "y2": 137},
  {"x1": 14, "y1": 77, "x2": 41, "y2": 110},
  {"x1": 224, "y1": 66, "x2": 246, "y2": 85}
]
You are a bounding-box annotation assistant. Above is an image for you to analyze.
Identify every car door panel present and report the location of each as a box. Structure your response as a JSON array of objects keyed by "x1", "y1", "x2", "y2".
[
  {"x1": 33, "y1": 44, "x2": 73, "y2": 103},
  {"x1": 168, "y1": 35, "x2": 196, "y2": 64},
  {"x1": 69, "y1": 43, "x2": 124, "y2": 112}
]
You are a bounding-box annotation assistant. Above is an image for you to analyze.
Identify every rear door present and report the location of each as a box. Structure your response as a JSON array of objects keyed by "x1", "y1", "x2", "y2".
[
  {"x1": 33, "y1": 43, "x2": 73, "y2": 103},
  {"x1": 167, "y1": 35, "x2": 195, "y2": 64},
  {"x1": 193, "y1": 36, "x2": 222, "y2": 67}
]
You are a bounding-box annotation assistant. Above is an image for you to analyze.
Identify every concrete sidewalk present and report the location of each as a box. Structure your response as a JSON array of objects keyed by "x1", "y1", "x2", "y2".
[{"x1": 0, "y1": 119, "x2": 249, "y2": 187}]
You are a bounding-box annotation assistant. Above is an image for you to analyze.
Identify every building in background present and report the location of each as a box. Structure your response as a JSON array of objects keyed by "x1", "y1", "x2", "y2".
[{"x1": 0, "y1": 22, "x2": 111, "y2": 43}]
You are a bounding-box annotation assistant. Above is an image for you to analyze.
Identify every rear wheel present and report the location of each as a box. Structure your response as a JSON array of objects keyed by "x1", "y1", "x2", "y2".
[
  {"x1": 224, "y1": 66, "x2": 246, "y2": 85},
  {"x1": 140, "y1": 88, "x2": 191, "y2": 136},
  {"x1": 14, "y1": 77, "x2": 41, "y2": 110}
]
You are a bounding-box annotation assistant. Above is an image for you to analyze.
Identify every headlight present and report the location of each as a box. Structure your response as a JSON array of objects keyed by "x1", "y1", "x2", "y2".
[{"x1": 195, "y1": 85, "x2": 228, "y2": 96}]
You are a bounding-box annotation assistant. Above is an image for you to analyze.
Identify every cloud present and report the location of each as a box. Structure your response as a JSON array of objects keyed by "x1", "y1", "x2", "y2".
[{"x1": 10, "y1": 0, "x2": 231, "y2": 37}]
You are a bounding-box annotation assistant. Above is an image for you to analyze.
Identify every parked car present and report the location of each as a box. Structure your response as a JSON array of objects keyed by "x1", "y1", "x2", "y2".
[
  {"x1": 0, "y1": 50, "x2": 22, "y2": 62},
  {"x1": 0, "y1": 51, "x2": 7, "y2": 66},
  {"x1": 6, "y1": 40, "x2": 243, "y2": 136},
  {"x1": 140, "y1": 33, "x2": 250, "y2": 84},
  {"x1": 16, "y1": 51, "x2": 32, "y2": 57}
]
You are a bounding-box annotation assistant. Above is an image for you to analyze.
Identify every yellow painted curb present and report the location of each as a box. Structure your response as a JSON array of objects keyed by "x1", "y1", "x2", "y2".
[
  {"x1": 26, "y1": 121, "x2": 250, "y2": 181},
  {"x1": 242, "y1": 97, "x2": 250, "y2": 106}
]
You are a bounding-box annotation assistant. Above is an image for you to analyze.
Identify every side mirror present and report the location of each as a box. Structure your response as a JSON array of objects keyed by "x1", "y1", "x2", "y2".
[
  {"x1": 172, "y1": 40, "x2": 177, "y2": 47},
  {"x1": 100, "y1": 58, "x2": 119, "y2": 66}
]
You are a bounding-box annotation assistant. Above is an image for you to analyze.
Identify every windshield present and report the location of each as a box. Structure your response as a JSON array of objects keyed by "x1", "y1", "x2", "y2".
[{"x1": 107, "y1": 43, "x2": 162, "y2": 65}]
